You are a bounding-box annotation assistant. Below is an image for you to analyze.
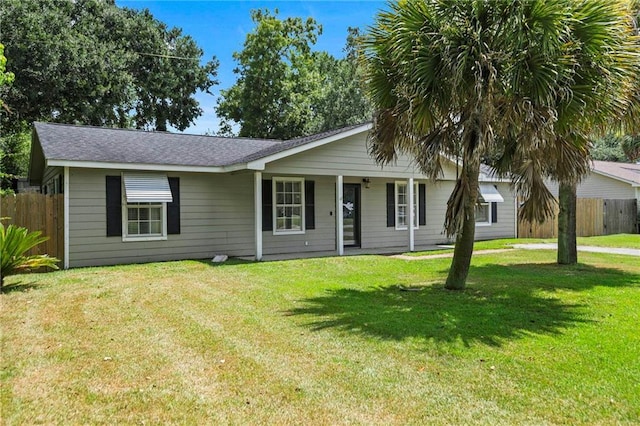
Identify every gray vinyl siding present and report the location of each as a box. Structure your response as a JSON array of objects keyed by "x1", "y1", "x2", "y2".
[
  {"x1": 356, "y1": 179, "x2": 515, "y2": 250},
  {"x1": 264, "y1": 132, "x2": 460, "y2": 180},
  {"x1": 68, "y1": 168, "x2": 255, "y2": 267},
  {"x1": 546, "y1": 172, "x2": 636, "y2": 199},
  {"x1": 42, "y1": 166, "x2": 62, "y2": 193},
  {"x1": 262, "y1": 175, "x2": 336, "y2": 255}
]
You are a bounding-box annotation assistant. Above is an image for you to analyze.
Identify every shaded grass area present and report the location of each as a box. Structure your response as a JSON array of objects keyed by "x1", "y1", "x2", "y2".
[{"x1": 1, "y1": 250, "x2": 639, "y2": 424}]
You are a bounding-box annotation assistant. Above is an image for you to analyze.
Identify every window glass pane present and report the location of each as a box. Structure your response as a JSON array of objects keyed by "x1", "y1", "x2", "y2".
[
  {"x1": 277, "y1": 206, "x2": 285, "y2": 218},
  {"x1": 398, "y1": 206, "x2": 407, "y2": 226},
  {"x1": 292, "y1": 182, "x2": 301, "y2": 193},
  {"x1": 276, "y1": 181, "x2": 284, "y2": 192},
  {"x1": 276, "y1": 193, "x2": 284, "y2": 204},
  {"x1": 475, "y1": 204, "x2": 489, "y2": 222},
  {"x1": 139, "y1": 207, "x2": 150, "y2": 220},
  {"x1": 128, "y1": 208, "x2": 138, "y2": 220},
  {"x1": 293, "y1": 193, "x2": 301, "y2": 204},
  {"x1": 285, "y1": 193, "x2": 293, "y2": 204},
  {"x1": 128, "y1": 222, "x2": 138, "y2": 235},
  {"x1": 276, "y1": 218, "x2": 286, "y2": 230},
  {"x1": 140, "y1": 222, "x2": 150, "y2": 234},
  {"x1": 150, "y1": 207, "x2": 161, "y2": 220},
  {"x1": 150, "y1": 221, "x2": 161, "y2": 234},
  {"x1": 291, "y1": 216, "x2": 301, "y2": 230},
  {"x1": 285, "y1": 181, "x2": 292, "y2": 192}
]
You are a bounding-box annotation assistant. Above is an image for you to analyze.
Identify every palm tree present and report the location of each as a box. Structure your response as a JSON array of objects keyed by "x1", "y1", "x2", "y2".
[{"x1": 363, "y1": 0, "x2": 638, "y2": 289}]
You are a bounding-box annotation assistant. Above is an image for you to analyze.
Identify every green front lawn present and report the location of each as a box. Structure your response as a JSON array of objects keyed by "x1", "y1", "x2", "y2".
[
  {"x1": 1, "y1": 249, "x2": 639, "y2": 424},
  {"x1": 406, "y1": 234, "x2": 640, "y2": 256}
]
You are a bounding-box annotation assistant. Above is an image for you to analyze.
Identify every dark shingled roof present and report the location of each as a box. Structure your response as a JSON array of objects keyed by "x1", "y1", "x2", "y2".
[
  {"x1": 33, "y1": 122, "x2": 280, "y2": 167},
  {"x1": 33, "y1": 121, "x2": 371, "y2": 168}
]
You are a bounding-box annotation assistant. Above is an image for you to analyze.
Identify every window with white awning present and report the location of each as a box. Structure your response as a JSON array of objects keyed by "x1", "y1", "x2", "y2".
[
  {"x1": 478, "y1": 184, "x2": 504, "y2": 203},
  {"x1": 123, "y1": 174, "x2": 173, "y2": 203}
]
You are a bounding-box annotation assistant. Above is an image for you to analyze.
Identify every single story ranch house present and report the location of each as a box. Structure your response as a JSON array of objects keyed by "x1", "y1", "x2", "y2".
[{"x1": 28, "y1": 122, "x2": 517, "y2": 269}]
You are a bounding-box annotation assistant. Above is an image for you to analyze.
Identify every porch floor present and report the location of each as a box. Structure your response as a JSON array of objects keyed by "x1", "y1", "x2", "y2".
[{"x1": 239, "y1": 244, "x2": 454, "y2": 262}]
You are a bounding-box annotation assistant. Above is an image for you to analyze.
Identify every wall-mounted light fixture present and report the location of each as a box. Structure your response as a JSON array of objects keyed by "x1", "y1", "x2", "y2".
[{"x1": 362, "y1": 178, "x2": 371, "y2": 189}]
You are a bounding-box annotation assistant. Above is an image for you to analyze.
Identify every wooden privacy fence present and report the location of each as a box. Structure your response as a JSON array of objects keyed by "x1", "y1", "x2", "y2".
[
  {"x1": 518, "y1": 198, "x2": 638, "y2": 239},
  {"x1": 1, "y1": 193, "x2": 64, "y2": 264}
]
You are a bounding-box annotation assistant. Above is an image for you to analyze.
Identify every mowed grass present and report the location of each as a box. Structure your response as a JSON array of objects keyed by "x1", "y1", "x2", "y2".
[
  {"x1": 1, "y1": 248, "x2": 639, "y2": 424},
  {"x1": 406, "y1": 233, "x2": 640, "y2": 256}
]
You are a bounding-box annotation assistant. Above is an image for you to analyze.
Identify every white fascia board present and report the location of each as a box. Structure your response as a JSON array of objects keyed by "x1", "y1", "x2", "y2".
[
  {"x1": 246, "y1": 123, "x2": 372, "y2": 170},
  {"x1": 46, "y1": 159, "x2": 247, "y2": 173}
]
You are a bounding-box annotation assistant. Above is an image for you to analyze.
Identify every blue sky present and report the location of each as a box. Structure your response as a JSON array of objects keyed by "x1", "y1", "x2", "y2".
[{"x1": 115, "y1": 1, "x2": 386, "y2": 134}]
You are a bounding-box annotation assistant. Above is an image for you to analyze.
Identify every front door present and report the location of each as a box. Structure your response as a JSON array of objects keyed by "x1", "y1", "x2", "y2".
[{"x1": 343, "y1": 184, "x2": 360, "y2": 247}]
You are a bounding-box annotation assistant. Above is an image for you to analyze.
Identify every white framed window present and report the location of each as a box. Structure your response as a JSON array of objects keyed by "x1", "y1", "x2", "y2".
[
  {"x1": 122, "y1": 173, "x2": 171, "y2": 241},
  {"x1": 395, "y1": 181, "x2": 419, "y2": 230},
  {"x1": 273, "y1": 177, "x2": 305, "y2": 234},
  {"x1": 125, "y1": 202, "x2": 166, "y2": 239},
  {"x1": 475, "y1": 203, "x2": 491, "y2": 226},
  {"x1": 476, "y1": 185, "x2": 504, "y2": 227}
]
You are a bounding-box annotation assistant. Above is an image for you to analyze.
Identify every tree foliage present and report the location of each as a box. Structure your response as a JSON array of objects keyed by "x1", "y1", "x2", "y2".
[
  {"x1": 216, "y1": 10, "x2": 371, "y2": 139},
  {"x1": 0, "y1": 43, "x2": 15, "y2": 110},
  {"x1": 591, "y1": 134, "x2": 632, "y2": 162},
  {"x1": 0, "y1": 0, "x2": 218, "y2": 190},
  {"x1": 0, "y1": 0, "x2": 218, "y2": 132},
  {"x1": 0, "y1": 127, "x2": 30, "y2": 192},
  {"x1": 363, "y1": 0, "x2": 638, "y2": 289},
  {"x1": 621, "y1": 134, "x2": 640, "y2": 161},
  {"x1": 311, "y1": 28, "x2": 372, "y2": 133}
]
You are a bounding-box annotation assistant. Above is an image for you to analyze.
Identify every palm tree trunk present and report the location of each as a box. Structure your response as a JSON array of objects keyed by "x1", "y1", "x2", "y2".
[
  {"x1": 445, "y1": 155, "x2": 480, "y2": 290},
  {"x1": 557, "y1": 181, "x2": 577, "y2": 264}
]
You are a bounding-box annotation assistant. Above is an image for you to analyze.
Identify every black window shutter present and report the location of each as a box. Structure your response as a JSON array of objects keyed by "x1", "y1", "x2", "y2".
[
  {"x1": 491, "y1": 202, "x2": 498, "y2": 223},
  {"x1": 167, "y1": 177, "x2": 180, "y2": 235},
  {"x1": 386, "y1": 183, "x2": 395, "y2": 227},
  {"x1": 262, "y1": 179, "x2": 273, "y2": 231},
  {"x1": 106, "y1": 176, "x2": 122, "y2": 237},
  {"x1": 305, "y1": 180, "x2": 315, "y2": 230},
  {"x1": 418, "y1": 184, "x2": 426, "y2": 226}
]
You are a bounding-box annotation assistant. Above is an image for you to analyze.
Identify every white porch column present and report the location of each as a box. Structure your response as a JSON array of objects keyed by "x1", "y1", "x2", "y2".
[
  {"x1": 336, "y1": 175, "x2": 344, "y2": 255},
  {"x1": 408, "y1": 177, "x2": 415, "y2": 252},
  {"x1": 63, "y1": 166, "x2": 70, "y2": 269},
  {"x1": 254, "y1": 171, "x2": 263, "y2": 261}
]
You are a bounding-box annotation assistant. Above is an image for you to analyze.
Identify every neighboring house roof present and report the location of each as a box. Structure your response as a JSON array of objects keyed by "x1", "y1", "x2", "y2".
[{"x1": 591, "y1": 160, "x2": 640, "y2": 187}]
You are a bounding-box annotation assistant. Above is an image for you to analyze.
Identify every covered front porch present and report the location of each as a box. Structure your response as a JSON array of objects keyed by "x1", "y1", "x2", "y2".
[{"x1": 252, "y1": 171, "x2": 430, "y2": 261}]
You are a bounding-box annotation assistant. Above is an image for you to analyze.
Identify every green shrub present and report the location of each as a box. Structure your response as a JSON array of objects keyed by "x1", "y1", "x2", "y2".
[{"x1": 0, "y1": 222, "x2": 59, "y2": 290}]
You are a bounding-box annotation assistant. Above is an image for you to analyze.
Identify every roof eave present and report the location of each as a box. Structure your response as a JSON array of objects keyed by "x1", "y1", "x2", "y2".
[
  {"x1": 590, "y1": 168, "x2": 639, "y2": 187},
  {"x1": 46, "y1": 159, "x2": 248, "y2": 174},
  {"x1": 28, "y1": 128, "x2": 46, "y2": 186}
]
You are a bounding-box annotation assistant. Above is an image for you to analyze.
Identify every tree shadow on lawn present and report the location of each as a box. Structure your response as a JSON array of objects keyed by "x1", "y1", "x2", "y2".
[
  {"x1": 287, "y1": 262, "x2": 638, "y2": 348},
  {"x1": 1, "y1": 279, "x2": 41, "y2": 294}
]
